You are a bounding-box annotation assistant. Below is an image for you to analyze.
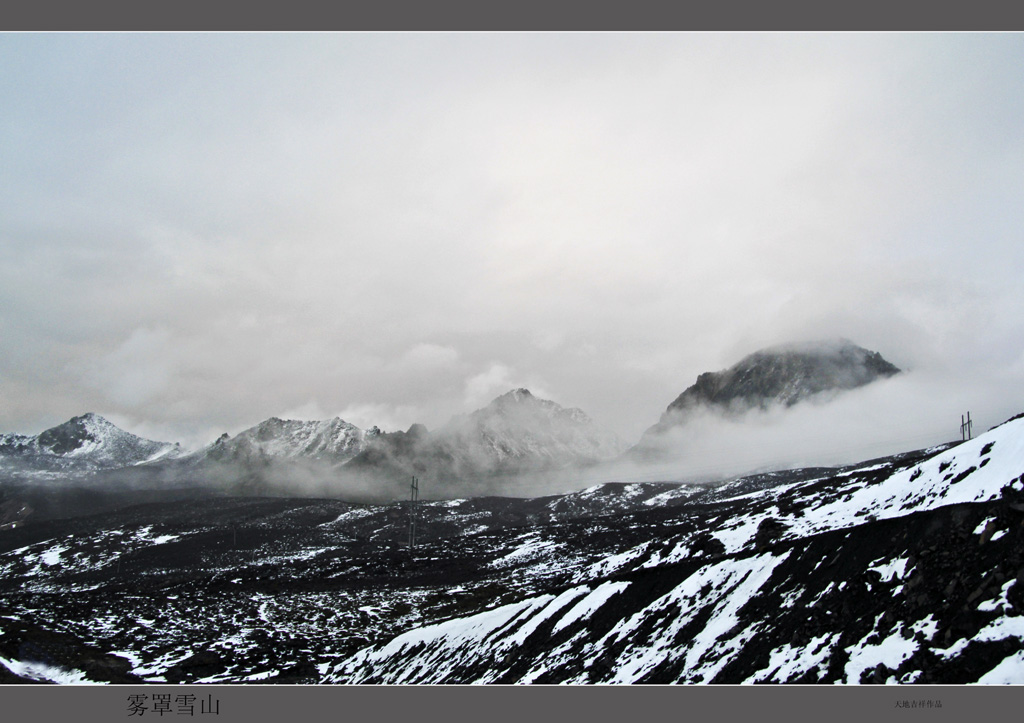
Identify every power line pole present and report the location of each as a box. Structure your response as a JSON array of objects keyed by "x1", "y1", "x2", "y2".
[
  {"x1": 409, "y1": 476, "x2": 419, "y2": 550},
  {"x1": 961, "y1": 412, "x2": 973, "y2": 441}
]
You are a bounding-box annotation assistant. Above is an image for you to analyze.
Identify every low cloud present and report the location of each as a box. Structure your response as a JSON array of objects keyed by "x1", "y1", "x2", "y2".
[
  {"x1": 583, "y1": 366, "x2": 1024, "y2": 489},
  {"x1": 276, "y1": 401, "x2": 330, "y2": 423},
  {"x1": 80, "y1": 327, "x2": 174, "y2": 408},
  {"x1": 402, "y1": 343, "x2": 460, "y2": 368},
  {"x1": 462, "y1": 363, "x2": 553, "y2": 411},
  {"x1": 2, "y1": 35, "x2": 1022, "y2": 468}
]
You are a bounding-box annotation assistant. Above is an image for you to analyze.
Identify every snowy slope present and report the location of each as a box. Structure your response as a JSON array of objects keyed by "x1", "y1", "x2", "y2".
[{"x1": 323, "y1": 415, "x2": 1024, "y2": 684}]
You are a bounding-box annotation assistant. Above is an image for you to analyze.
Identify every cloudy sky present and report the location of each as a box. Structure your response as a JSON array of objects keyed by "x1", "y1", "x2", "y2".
[{"x1": 2, "y1": 33, "x2": 1023, "y2": 456}]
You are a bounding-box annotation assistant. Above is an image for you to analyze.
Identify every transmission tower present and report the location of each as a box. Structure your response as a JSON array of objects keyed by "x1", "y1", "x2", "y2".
[
  {"x1": 408, "y1": 476, "x2": 419, "y2": 550},
  {"x1": 961, "y1": 412, "x2": 973, "y2": 441}
]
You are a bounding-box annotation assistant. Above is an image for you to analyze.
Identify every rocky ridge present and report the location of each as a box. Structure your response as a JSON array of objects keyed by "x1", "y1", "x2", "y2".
[{"x1": 185, "y1": 417, "x2": 377, "y2": 467}]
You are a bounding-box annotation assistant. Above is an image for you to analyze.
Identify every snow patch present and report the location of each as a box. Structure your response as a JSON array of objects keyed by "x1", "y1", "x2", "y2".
[
  {"x1": 551, "y1": 582, "x2": 630, "y2": 634},
  {"x1": 868, "y1": 556, "x2": 910, "y2": 582},
  {"x1": 0, "y1": 656, "x2": 100, "y2": 684},
  {"x1": 746, "y1": 633, "x2": 839, "y2": 683},
  {"x1": 843, "y1": 625, "x2": 918, "y2": 683}
]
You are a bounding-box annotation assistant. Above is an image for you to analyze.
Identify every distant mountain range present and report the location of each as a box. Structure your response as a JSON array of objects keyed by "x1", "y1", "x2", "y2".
[
  {"x1": 0, "y1": 340, "x2": 903, "y2": 496},
  {"x1": 0, "y1": 390, "x2": 627, "y2": 498},
  {"x1": 6, "y1": 343, "x2": 1023, "y2": 686}
]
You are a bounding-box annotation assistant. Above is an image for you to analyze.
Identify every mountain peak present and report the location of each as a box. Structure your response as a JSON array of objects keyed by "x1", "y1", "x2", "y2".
[
  {"x1": 480, "y1": 389, "x2": 546, "y2": 416},
  {"x1": 633, "y1": 340, "x2": 901, "y2": 454},
  {"x1": 668, "y1": 340, "x2": 900, "y2": 418},
  {"x1": 419, "y1": 388, "x2": 626, "y2": 477},
  {"x1": 67, "y1": 412, "x2": 114, "y2": 429},
  {"x1": 0, "y1": 413, "x2": 181, "y2": 469},
  {"x1": 493, "y1": 388, "x2": 535, "y2": 404},
  {"x1": 37, "y1": 413, "x2": 118, "y2": 455}
]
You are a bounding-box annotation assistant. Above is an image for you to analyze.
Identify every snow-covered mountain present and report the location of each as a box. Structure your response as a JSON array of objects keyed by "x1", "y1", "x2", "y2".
[
  {"x1": 2, "y1": 411, "x2": 1024, "y2": 684},
  {"x1": 0, "y1": 414, "x2": 182, "y2": 473},
  {"x1": 185, "y1": 416, "x2": 377, "y2": 467},
  {"x1": 0, "y1": 349, "x2": 899, "y2": 493},
  {"x1": 1, "y1": 393, "x2": 625, "y2": 498}
]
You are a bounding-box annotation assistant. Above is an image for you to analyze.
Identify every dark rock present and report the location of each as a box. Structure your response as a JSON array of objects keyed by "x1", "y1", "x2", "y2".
[{"x1": 632, "y1": 341, "x2": 901, "y2": 458}]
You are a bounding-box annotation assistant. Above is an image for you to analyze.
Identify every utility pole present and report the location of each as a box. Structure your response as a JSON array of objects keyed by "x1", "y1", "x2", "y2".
[
  {"x1": 961, "y1": 412, "x2": 973, "y2": 441},
  {"x1": 408, "y1": 476, "x2": 419, "y2": 550}
]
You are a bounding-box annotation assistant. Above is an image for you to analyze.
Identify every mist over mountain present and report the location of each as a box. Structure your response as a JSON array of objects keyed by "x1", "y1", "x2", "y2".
[
  {"x1": 633, "y1": 340, "x2": 901, "y2": 460},
  {"x1": 434, "y1": 388, "x2": 625, "y2": 472},
  {"x1": 342, "y1": 388, "x2": 627, "y2": 496},
  {"x1": 0, "y1": 389, "x2": 626, "y2": 501},
  {"x1": 0, "y1": 342, "x2": 910, "y2": 499}
]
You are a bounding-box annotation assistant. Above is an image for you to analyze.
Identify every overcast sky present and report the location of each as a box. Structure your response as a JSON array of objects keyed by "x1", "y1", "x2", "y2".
[{"x1": 2, "y1": 33, "x2": 1023, "y2": 454}]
